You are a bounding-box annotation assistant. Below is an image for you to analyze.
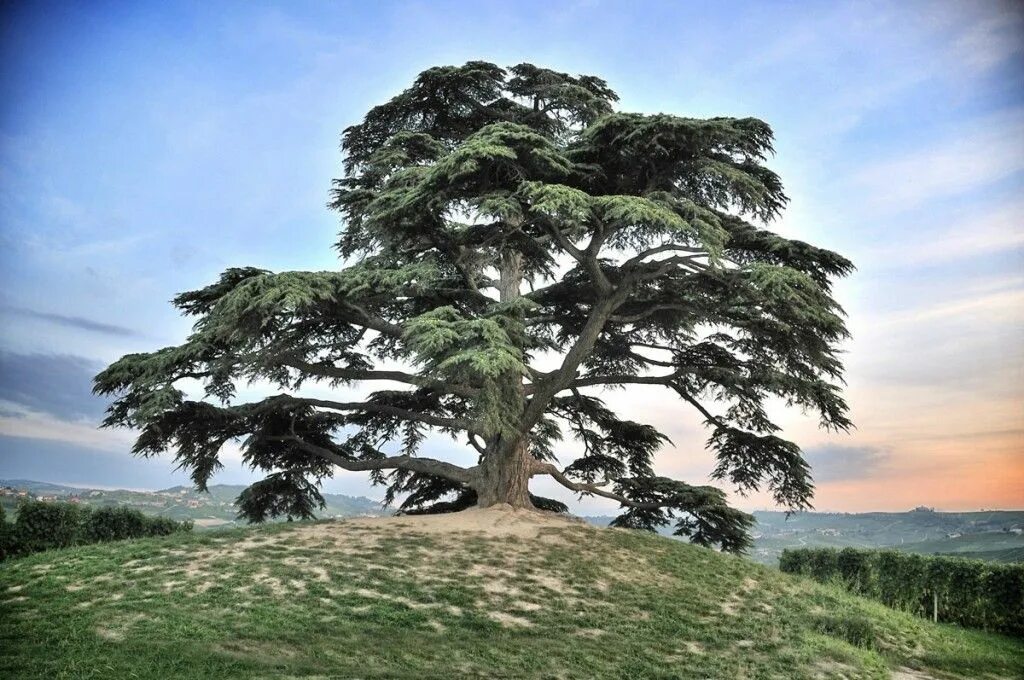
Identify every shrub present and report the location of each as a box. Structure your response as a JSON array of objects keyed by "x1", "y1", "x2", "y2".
[
  {"x1": 0, "y1": 504, "x2": 16, "y2": 560},
  {"x1": 14, "y1": 500, "x2": 90, "y2": 553},
  {"x1": 1, "y1": 501, "x2": 193, "y2": 561},
  {"x1": 144, "y1": 515, "x2": 193, "y2": 536},
  {"x1": 84, "y1": 506, "x2": 150, "y2": 541},
  {"x1": 85, "y1": 506, "x2": 192, "y2": 542},
  {"x1": 813, "y1": 612, "x2": 877, "y2": 648},
  {"x1": 780, "y1": 547, "x2": 1024, "y2": 637}
]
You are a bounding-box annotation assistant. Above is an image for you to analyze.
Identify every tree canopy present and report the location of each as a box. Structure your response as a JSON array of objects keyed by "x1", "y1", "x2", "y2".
[{"x1": 95, "y1": 61, "x2": 853, "y2": 553}]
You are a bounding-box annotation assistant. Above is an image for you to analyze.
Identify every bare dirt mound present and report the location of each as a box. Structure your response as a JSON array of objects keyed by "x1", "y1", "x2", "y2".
[{"x1": 307, "y1": 504, "x2": 590, "y2": 539}]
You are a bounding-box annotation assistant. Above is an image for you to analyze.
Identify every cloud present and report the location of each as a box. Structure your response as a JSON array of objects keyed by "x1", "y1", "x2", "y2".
[
  {"x1": 946, "y1": 2, "x2": 1024, "y2": 74},
  {"x1": 803, "y1": 444, "x2": 887, "y2": 483},
  {"x1": 851, "y1": 111, "x2": 1024, "y2": 213},
  {"x1": 868, "y1": 198, "x2": 1024, "y2": 265},
  {"x1": 871, "y1": 287, "x2": 1024, "y2": 329},
  {"x1": 0, "y1": 435, "x2": 259, "y2": 490},
  {"x1": 0, "y1": 304, "x2": 140, "y2": 337},
  {"x1": 0, "y1": 351, "x2": 110, "y2": 421},
  {"x1": 0, "y1": 404, "x2": 131, "y2": 452}
]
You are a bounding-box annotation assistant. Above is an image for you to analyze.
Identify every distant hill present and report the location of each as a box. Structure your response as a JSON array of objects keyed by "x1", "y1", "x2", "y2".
[
  {"x1": 583, "y1": 509, "x2": 1024, "y2": 565},
  {"x1": 0, "y1": 479, "x2": 88, "y2": 496},
  {"x1": 893, "y1": 531, "x2": 1024, "y2": 557},
  {"x1": 934, "y1": 546, "x2": 1024, "y2": 563},
  {"x1": 0, "y1": 479, "x2": 390, "y2": 528}
]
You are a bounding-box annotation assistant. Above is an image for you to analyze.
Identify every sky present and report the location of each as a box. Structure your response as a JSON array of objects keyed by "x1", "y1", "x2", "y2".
[{"x1": 1, "y1": 0, "x2": 1022, "y2": 514}]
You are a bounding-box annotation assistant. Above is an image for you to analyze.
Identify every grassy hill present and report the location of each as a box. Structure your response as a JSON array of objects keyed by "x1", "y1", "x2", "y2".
[{"x1": 1, "y1": 509, "x2": 1021, "y2": 679}]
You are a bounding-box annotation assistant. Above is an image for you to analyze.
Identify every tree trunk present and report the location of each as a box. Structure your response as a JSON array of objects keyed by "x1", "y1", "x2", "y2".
[
  {"x1": 473, "y1": 248, "x2": 534, "y2": 509},
  {"x1": 475, "y1": 436, "x2": 534, "y2": 509}
]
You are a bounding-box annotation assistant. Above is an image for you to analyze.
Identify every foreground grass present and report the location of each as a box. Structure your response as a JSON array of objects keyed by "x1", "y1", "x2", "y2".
[{"x1": 1, "y1": 517, "x2": 1021, "y2": 679}]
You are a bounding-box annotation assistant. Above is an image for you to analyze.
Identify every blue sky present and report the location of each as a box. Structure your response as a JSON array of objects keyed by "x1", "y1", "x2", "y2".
[{"x1": 1, "y1": 0, "x2": 1021, "y2": 512}]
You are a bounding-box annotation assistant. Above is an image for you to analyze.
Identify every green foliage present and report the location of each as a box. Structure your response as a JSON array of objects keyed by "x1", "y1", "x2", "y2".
[
  {"x1": 2, "y1": 501, "x2": 192, "y2": 560},
  {"x1": 812, "y1": 612, "x2": 878, "y2": 649},
  {"x1": 13, "y1": 500, "x2": 91, "y2": 553},
  {"x1": 404, "y1": 306, "x2": 528, "y2": 436},
  {"x1": 0, "y1": 504, "x2": 13, "y2": 561},
  {"x1": 84, "y1": 506, "x2": 149, "y2": 541},
  {"x1": 96, "y1": 61, "x2": 855, "y2": 550},
  {"x1": 780, "y1": 547, "x2": 1024, "y2": 637},
  {"x1": 84, "y1": 506, "x2": 193, "y2": 542},
  {"x1": 610, "y1": 476, "x2": 754, "y2": 553},
  {"x1": 234, "y1": 472, "x2": 325, "y2": 523}
]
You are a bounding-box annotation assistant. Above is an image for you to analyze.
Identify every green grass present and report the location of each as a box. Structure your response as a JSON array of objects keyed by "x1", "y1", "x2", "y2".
[{"x1": 2, "y1": 518, "x2": 1022, "y2": 679}]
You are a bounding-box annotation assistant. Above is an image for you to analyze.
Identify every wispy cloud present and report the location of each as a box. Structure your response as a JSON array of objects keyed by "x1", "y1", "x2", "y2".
[
  {"x1": 946, "y1": 2, "x2": 1024, "y2": 74},
  {"x1": 0, "y1": 403, "x2": 131, "y2": 452},
  {"x1": 0, "y1": 304, "x2": 141, "y2": 337},
  {"x1": 802, "y1": 444, "x2": 888, "y2": 483},
  {"x1": 869, "y1": 198, "x2": 1024, "y2": 265},
  {"x1": 852, "y1": 111, "x2": 1024, "y2": 213},
  {"x1": 0, "y1": 351, "x2": 109, "y2": 420},
  {"x1": 870, "y1": 287, "x2": 1024, "y2": 329}
]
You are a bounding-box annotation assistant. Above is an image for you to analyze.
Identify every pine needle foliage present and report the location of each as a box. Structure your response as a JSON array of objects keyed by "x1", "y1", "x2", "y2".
[{"x1": 95, "y1": 62, "x2": 854, "y2": 552}]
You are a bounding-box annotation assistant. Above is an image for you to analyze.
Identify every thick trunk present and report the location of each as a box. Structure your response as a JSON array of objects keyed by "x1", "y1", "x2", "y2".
[
  {"x1": 471, "y1": 248, "x2": 534, "y2": 508},
  {"x1": 475, "y1": 436, "x2": 534, "y2": 508},
  {"x1": 470, "y1": 248, "x2": 536, "y2": 508}
]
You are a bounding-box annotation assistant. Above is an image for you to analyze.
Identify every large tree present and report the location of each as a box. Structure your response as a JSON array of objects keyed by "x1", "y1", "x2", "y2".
[{"x1": 95, "y1": 62, "x2": 852, "y2": 552}]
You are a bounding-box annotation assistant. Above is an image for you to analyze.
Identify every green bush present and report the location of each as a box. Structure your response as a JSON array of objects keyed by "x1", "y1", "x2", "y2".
[
  {"x1": 84, "y1": 506, "x2": 149, "y2": 541},
  {"x1": 144, "y1": 515, "x2": 193, "y2": 536},
  {"x1": 1, "y1": 501, "x2": 193, "y2": 561},
  {"x1": 780, "y1": 547, "x2": 1024, "y2": 637},
  {"x1": 84, "y1": 507, "x2": 192, "y2": 542},
  {"x1": 0, "y1": 504, "x2": 15, "y2": 560},
  {"x1": 812, "y1": 612, "x2": 877, "y2": 648},
  {"x1": 14, "y1": 501, "x2": 91, "y2": 553}
]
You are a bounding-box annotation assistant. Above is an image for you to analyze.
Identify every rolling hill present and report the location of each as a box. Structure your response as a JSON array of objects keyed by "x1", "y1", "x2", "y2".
[
  {"x1": 586, "y1": 509, "x2": 1024, "y2": 565},
  {"x1": 1, "y1": 508, "x2": 1021, "y2": 679},
  {"x1": 0, "y1": 479, "x2": 389, "y2": 527}
]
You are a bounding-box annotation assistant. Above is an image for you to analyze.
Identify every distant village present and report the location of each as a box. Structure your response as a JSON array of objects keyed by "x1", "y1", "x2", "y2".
[
  {"x1": 0, "y1": 485, "x2": 229, "y2": 510},
  {"x1": 0, "y1": 481, "x2": 388, "y2": 527}
]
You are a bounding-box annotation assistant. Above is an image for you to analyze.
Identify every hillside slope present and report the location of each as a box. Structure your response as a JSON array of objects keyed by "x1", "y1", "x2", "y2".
[{"x1": 1, "y1": 509, "x2": 1021, "y2": 679}]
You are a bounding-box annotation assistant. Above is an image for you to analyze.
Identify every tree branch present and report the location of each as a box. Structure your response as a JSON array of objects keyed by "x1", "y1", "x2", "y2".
[
  {"x1": 669, "y1": 385, "x2": 727, "y2": 428},
  {"x1": 280, "y1": 358, "x2": 478, "y2": 399},
  {"x1": 544, "y1": 222, "x2": 613, "y2": 295},
  {"x1": 278, "y1": 395, "x2": 484, "y2": 434},
  {"x1": 609, "y1": 304, "x2": 691, "y2": 324},
  {"x1": 341, "y1": 302, "x2": 403, "y2": 337},
  {"x1": 272, "y1": 433, "x2": 474, "y2": 483},
  {"x1": 567, "y1": 370, "x2": 685, "y2": 390},
  {"x1": 533, "y1": 462, "x2": 662, "y2": 509},
  {"x1": 634, "y1": 255, "x2": 709, "y2": 280},
  {"x1": 519, "y1": 289, "x2": 628, "y2": 430},
  {"x1": 621, "y1": 243, "x2": 710, "y2": 270}
]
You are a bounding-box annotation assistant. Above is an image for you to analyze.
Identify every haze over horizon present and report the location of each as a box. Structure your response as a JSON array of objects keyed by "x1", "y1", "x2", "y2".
[{"x1": 1, "y1": 0, "x2": 1022, "y2": 514}]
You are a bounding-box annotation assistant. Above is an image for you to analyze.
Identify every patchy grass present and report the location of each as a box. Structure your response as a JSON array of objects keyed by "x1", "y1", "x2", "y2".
[{"x1": 1, "y1": 515, "x2": 1021, "y2": 679}]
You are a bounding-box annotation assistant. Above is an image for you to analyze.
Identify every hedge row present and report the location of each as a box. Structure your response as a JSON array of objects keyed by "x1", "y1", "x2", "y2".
[
  {"x1": 779, "y1": 547, "x2": 1024, "y2": 637},
  {"x1": 0, "y1": 501, "x2": 192, "y2": 560}
]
